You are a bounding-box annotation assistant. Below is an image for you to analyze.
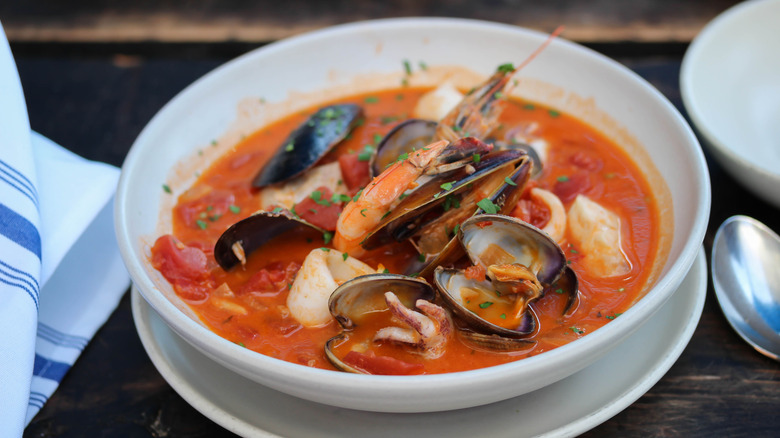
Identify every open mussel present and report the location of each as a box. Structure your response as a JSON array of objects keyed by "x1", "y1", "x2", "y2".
[
  {"x1": 433, "y1": 214, "x2": 577, "y2": 339},
  {"x1": 213, "y1": 209, "x2": 325, "y2": 270},
  {"x1": 325, "y1": 274, "x2": 450, "y2": 374},
  {"x1": 252, "y1": 104, "x2": 363, "y2": 187},
  {"x1": 371, "y1": 119, "x2": 436, "y2": 176}
]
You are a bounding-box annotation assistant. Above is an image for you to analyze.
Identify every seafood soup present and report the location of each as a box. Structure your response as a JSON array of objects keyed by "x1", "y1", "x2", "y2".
[{"x1": 150, "y1": 65, "x2": 660, "y2": 375}]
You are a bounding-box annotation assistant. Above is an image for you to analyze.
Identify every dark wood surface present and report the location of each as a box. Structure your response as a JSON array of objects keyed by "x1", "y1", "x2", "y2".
[{"x1": 9, "y1": 1, "x2": 780, "y2": 436}]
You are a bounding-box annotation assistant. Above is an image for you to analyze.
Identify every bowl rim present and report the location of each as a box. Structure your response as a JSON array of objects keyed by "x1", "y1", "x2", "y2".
[
  {"x1": 680, "y1": 0, "x2": 780, "y2": 185},
  {"x1": 115, "y1": 16, "x2": 710, "y2": 407}
]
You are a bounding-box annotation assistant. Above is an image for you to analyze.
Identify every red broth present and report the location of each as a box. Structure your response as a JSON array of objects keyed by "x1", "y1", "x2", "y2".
[{"x1": 151, "y1": 87, "x2": 659, "y2": 373}]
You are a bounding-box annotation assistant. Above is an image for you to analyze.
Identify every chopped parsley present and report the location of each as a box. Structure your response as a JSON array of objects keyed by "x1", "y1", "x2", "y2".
[
  {"x1": 342, "y1": 252, "x2": 349, "y2": 261},
  {"x1": 557, "y1": 175, "x2": 570, "y2": 182},
  {"x1": 310, "y1": 191, "x2": 332, "y2": 206},
  {"x1": 548, "y1": 109, "x2": 561, "y2": 118},
  {"x1": 555, "y1": 288, "x2": 564, "y2": 294},
  {"x1": 229, "y1": 205, "x2": 241, "y2": 214},
  {"x1": 570, "y1": 326, "x2": 585, "y2": 334},
  {"x1": 500, "y1": 313, "x2": 507, "y2": 319},
  {"x1": 162, "y1": 184, "x2": 172, "y2": 194},
  {"x1": 195, "y1": 219, "x2": 208, "y2": 230},
  {"x1": 360, "y1": 208, "x2": 368, "y2": 217},
  {"x1": 323, "y1": 232, "x2": 334, "y2": 245},
  {"x1": 606, "y1": 313, "x2": 623, "y2": 320},
  {"x1": 440, "y1": 181, "x2": 455, "y2": 191},
  {"x1": 284, "y1": 142, "x2": 295, "y2": 152},
  {"x1": 497, "y1": 63, "x2": 515, "y2": 73},
  {"x1": 442, "y1": 194, "x2": 461, "y2": 212},
  {"x1": 419, "y1": 61, "x2": 428, "y2": 70},
  {"x1": 479, "y1": 301, "x2": 493, "y2": 309},
  {"x1": 452, "y1": 224, "x2": 460, "y2": 236},
  {"x1": 358, "y1": 145, "x2": 374, "y2": 162},
  {"x1": 472, "y1": 153, "x2": 481, "y2": 164},
  {"x1": 403, "y1": 59, "x2": 412, "y2": 75},
  {"x1": 523, "y1": 103, "x2": 535, "y2": 110},
  {"x1": 270, "y1": 207, "x2": 284, "y2": 214},
  {"x1": 417, "y1": 253, "x2": 426, "y2": 263},
  {"x1": 504, "y1": 177, "x2": 517, "y2": 186},
  {"x1": 477, "y1": 198, "x2": 499, "y2": 214},
  {"x1": 382, "y1": 268, "x2": 390, "y2": 274},
  {"x1": 364, "y1": 96, "x2": 379, "y2": 104},
  {"x1": 352, "y1": 188, "x2": 363, "y2": 202},
  {"x1": 332, "y1": 193, "x2": 351, "y2": 204},
  {"x1": 320, "y1": 247, "x2": 330, "y2": 252}
]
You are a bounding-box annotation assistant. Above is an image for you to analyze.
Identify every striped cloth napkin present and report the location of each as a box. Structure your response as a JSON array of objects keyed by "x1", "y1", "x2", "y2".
[{"x1": 0, "y1": 24, "x2": 130, "y2": 436}]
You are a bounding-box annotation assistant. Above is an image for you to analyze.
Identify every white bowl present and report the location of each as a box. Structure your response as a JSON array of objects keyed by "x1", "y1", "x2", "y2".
[
  {"x1": 115, "y1": 18, "x2": 710, "y2": 413},
  {"x1": 681, "y1": 0, "x2": 780, "y2": 208}
]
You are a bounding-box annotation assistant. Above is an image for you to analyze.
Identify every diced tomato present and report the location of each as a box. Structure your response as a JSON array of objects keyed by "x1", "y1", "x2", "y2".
[
  {"x1": 553, "y1": 172, "x2": 591, "y2": 203},
  {"x1": 151, "y1": 235, "x2": 211, "y2": 301},
  {"x1": 569, "y1": 150, "x2": 603, "y2": 172},
  {"x1": 464, "y1": 264, "x2": 486, "y2": 281},
  {"x1": 240, "y1": 261, "x2": 300, "y2": 296},
  {"x1": 338, "y1": 153, "x2": 371, "y2": 192},
  {"x1": 293, "y1": 186, "x2": 343, "y2": 231},
  {"x1": 175, "y1": 188, "x2": 236, "y2": 229},
  {"x1": 342, "y1": 350, "x2": 425, "y2": 375},
  {"x1": 512, "y1": 197, "x2": 551, "y2": 229}
]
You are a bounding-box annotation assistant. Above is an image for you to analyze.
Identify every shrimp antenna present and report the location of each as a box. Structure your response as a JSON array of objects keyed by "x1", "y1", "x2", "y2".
[
  {"x1": 513, "y1": 25, "x2": 565, "y2": 75},
  {"x1": 502, "y1": 25, "x2": 565, "y2": 97}
]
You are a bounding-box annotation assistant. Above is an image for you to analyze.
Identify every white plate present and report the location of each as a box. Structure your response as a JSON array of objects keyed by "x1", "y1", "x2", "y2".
[
  {"x1": 680, "y1": 0, "x2": 780, "y2": 208},
  {"x1": 132, "y1": 248, "x2": 706, "y2": 437}
]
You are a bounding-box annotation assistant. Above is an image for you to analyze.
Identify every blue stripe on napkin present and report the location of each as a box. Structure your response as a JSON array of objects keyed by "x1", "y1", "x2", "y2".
[
  {"x1": 36, "y1": 323, "x2": 89, "y2": 350},
  {"x1": 0, "y1": 202, "x2": 41, "y2": 259},
  {"x1": 0, "y1": 260, "x2": 39, "y2": 308},
  {"x1": 27, "y1": 392, "x2": 48, "y2": 409},
  {"x1": 0, "y1": 159, "x2": 38, "y2": 208},
  {"x1": 32, "y1": 354, "x2": 70, "y2": 382}
]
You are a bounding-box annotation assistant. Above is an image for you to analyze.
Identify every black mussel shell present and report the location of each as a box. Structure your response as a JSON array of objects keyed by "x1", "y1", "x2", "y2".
[
  {"x1": 372, "y1": 119, "x2": 436, "y2": 177},
  {"x1": 361, "y1": 148, "x2": 525, "y2": 251},
  {"x1": 213, "y1": 210, "x2": 324, "y2": 270},
  {"x1": 492, "y1": 140, "x2": 543, "y2": 177},
  {"x1": 252, "y1": 104, "x2": 363, "y2": 188}
]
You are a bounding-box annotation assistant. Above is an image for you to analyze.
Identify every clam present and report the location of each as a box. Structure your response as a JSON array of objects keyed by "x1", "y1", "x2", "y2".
[
  {"x1": 325, "y1": 274, "x2": 451, "y2": 374},
  {"x1": 252, "y1": 104, "x2": 363, "y2": 187},
  {"x1": 433, "y1": 214, "x2": 577, "y2": 338}
]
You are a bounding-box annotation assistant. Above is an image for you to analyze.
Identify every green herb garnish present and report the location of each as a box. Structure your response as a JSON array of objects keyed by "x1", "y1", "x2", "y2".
[
  {"x1": 162, "y1": 184, "x2": 172, "y2": 194},
  {"x1": 477, "y1": 198, "x2": 499, "y2": 214},
  {"x1": 497, "y1": 63, "x2": 515, "y2": 73}
]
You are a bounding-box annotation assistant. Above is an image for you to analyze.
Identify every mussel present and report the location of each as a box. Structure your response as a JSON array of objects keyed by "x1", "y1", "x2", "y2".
[
  {"x1": 325, "y1": 274, "x2": 450, "y2": 374},
  {"x1": 213, "y1": 209, "x2": 326, "y2": 270},
  {"x1": 371, "y1": 119, "x2": 437, "y2": 177},
  {"x1": 252, "y1": 104, "x2": 363, "y2": 187},
  {"x1": 433, "y1": 214, "x2": 578, "y2": 339}
]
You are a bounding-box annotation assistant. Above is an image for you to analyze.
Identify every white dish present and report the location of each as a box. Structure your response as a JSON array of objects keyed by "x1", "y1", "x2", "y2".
[
  {"x1": 116, "y1": 17, "x2": 710, "y2": 412},
  {"x1": 132, "y1": 248, "x2": 706, "y2": 438},
  {"x1": 681, "y1": 0, "x2": 780, "y2": 208}
]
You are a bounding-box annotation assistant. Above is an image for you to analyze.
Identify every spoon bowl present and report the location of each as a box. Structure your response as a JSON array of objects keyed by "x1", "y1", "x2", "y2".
[{"x1": 712, "y1": 215, "x2": 780, "y2": 360}]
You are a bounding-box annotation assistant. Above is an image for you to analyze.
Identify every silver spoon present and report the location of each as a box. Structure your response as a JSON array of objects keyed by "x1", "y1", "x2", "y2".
[{"x1": 712, "y1": 215, "x2": 780, "y2": 361}]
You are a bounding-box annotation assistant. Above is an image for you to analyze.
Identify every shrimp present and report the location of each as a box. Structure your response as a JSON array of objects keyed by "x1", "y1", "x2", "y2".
[
  {"x1": 435, "y1": 25, "x2": 564, "y2": 143},
  {"x1": 334, "y1": 140, "x2": 450, "y2": 255}
]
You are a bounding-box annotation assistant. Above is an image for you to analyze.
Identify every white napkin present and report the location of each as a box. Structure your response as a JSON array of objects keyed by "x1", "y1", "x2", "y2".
[{"x1": 0, "y1": 23, "x2": 130, "y2": 436}]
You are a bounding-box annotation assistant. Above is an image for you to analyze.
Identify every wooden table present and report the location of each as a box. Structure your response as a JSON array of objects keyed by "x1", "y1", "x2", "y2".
[{"x1": 9, "y1": 1, "x2": 779, "y2": 436}]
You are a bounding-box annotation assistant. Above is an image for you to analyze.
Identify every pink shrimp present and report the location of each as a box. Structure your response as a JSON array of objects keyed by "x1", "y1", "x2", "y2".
[{"x1": 334, "y1": 140, "x2": 450, "y2": 255}]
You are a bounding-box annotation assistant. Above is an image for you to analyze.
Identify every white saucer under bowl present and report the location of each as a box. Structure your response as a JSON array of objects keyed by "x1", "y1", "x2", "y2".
[
  {"x1": 132, "y1": 249, "x2": 706, "y2": 437},
  {"x1": 681, "y1": 0, "x2": 780, "y2": 208}
]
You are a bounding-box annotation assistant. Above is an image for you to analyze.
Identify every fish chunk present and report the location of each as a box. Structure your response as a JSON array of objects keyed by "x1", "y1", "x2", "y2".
[
  {"x1": 567, "y1": 195, "x2": 631, "y2": 278},
  {"x1": 287, "y1": 248, "x2": 375, "y2": 327}
]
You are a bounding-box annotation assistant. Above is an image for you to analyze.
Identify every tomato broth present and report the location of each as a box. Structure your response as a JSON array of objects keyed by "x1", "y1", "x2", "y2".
[{"x1": 151, "y1": 86, "x2": 659, "y2": 374}]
